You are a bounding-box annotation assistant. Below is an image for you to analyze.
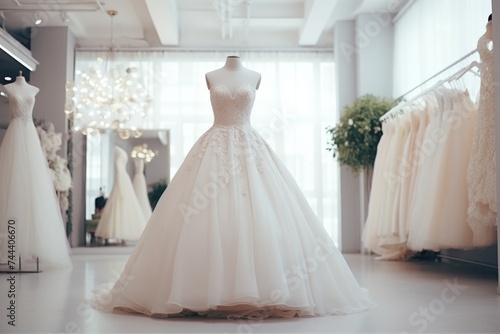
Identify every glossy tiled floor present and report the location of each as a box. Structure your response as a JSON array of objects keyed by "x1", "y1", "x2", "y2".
[{"x1": 0, "y1": 247, "x2": 499, "y2": 334}]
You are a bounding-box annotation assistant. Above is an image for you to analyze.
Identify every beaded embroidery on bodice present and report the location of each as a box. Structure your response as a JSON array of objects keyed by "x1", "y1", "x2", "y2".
[
  {"x1": 187, "y1": 84, "x2": 265, "y2": 193},
  {"x1": 210, "y1": 84, "x2": 255, "y2": 127},
  {"x1": 6, "y1": 92, "x2": 35, "y2": 123},
  {"x1": 477, "y1": 33, "x2": 494, "y2": 116}
]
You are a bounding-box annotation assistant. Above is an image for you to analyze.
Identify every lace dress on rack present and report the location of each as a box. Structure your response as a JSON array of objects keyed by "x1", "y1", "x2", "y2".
[{"x1": 466, "y1": 26, "x2": 497, "y2": 247}]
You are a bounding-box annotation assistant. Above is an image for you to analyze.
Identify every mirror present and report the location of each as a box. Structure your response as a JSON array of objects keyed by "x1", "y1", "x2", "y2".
[{"x1": 84, "y1": 129, "x2": 170, "y2": 244}]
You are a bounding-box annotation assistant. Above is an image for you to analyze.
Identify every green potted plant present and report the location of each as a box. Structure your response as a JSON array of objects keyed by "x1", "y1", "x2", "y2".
[
  {"x1": 148, "y1": 179, "x2": 168, "y2": 210},
  {"x1": 326, "y1": 94, "x2": 397, "y2": 172}
]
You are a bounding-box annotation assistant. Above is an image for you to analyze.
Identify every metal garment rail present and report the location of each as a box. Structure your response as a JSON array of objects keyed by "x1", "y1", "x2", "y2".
[{"x1": 396, "y1": 48, "x2": 478, "y2": 102}]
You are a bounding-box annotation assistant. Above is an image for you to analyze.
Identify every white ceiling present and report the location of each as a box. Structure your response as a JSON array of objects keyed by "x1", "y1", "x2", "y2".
[{"x1": 0, "y1": 0, "x2": 408, "y2": 50}]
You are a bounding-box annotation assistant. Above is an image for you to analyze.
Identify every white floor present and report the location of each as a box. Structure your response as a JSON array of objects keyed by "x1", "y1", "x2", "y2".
[{"x1": 0, "y1": 247, "x2": 499, "y2": 334}]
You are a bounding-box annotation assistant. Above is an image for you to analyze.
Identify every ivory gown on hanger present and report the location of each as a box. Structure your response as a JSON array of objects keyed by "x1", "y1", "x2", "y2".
[
  {"x1": 90, "y1": 78, "x2": 376, "y2": 319},
  {"x1": 0, "y1": 78, "x2": 71, "y2": 270}
]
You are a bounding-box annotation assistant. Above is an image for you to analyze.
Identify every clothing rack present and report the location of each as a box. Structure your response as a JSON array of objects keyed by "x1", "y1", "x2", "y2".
[{"x1": 396, "y1": 48, "x2": 478, "y2": 101}]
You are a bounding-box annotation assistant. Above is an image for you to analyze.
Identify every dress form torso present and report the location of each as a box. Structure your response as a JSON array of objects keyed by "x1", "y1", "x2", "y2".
[
  {"x1": 205, "y1": 56, "x2": 261, "y2": 91},
  {"x1": 3, "y1": 76, "x2": 40, "y2": 121}
]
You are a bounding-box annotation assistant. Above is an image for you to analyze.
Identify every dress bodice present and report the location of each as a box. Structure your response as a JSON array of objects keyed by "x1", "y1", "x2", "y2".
[
  {"x1": 210, "y1": 84, "x2": 256, "y2": 127},
  {"x1": 134, "y1": 158, "x2": 144, "y2": 175},
  {"x1": 477, "y1": 32, "x2": 493, "y2": 109},
  {"x1": 5, "y1": 89, "x2": 36, "y2": 123},
  {"x1": 114, "y1": 147, "x2": 128, "y2": 171}
]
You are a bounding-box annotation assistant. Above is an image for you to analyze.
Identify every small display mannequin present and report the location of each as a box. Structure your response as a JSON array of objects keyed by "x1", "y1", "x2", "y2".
[{"x1": 0, "y1": 71, "x2": 72, "y2": 270}]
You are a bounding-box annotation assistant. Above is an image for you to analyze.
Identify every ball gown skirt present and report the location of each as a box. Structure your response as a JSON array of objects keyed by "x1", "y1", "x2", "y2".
[
  {"x1": 0, "y1": 117, "x2": 72, "y2": 270},
  {"x1": 90, "y1": 84, "x2": 376, "y2": 319}
]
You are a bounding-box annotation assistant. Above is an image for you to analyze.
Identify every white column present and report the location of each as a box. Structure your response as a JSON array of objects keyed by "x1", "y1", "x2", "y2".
[
  {"x1": 30, "y1": 27, "x2": 85, "y2": 247},
  {"x1": 334, "y1": 20, "x2": 361, "y2": 253},
  {"x1": 333, "y1": 13, "x2": 394, "y2": 253}
]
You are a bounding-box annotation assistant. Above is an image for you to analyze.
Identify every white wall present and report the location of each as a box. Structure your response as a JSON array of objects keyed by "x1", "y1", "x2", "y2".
[{"x1": 29, "y1": 27, "x2": 84, "y2": 246}]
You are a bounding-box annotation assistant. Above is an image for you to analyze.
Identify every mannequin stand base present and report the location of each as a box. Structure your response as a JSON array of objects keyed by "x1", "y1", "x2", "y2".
[{"x1": 0, "y1": 256, "x2": 42, "y2": 273}]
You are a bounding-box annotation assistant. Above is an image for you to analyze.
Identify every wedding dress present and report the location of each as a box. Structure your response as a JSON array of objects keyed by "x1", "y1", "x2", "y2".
[
  {"x1": 0, "y1": 78, "x2": 72, "y2": 270},
  {"x1": 95, "y1": 146, "x2": 146, "y2": 241},
  {"x1": 466, "y1": 24, "x2": 497, "y2": 247},
  {"x1": 408, "y1": 89, "x2": 476, "y2": 251},
  {"x1": 132, "y1": 158, "x2": 152, "y2": 219},
  {"x1": 90, "y1": 83, "x2": 376, "y2": 319}
]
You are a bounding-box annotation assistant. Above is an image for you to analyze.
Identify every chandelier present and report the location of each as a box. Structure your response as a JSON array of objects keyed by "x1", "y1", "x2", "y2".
[
  {"x1": 64, "y1": 10, "x2": 152, "y2": 140},
  {"x1": 131, "y1": 144, "x2": 157, "y2": 163}
]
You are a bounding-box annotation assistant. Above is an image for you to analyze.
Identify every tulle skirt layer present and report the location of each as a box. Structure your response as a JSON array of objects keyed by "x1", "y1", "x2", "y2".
[
  {"x1": 0, "y1": 119, "x2": 71, "y2": 270},
  {"x1": 90, "y1": 124, "x2": 376, "y2": 318}
]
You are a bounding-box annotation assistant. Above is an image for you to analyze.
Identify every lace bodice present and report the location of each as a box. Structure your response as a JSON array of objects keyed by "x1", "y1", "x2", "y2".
[
  {"x1": 210, "y1": 84, "x2": 255, "y2": 127},
  {"x1": 477, "y1": 32, "x2": 494, "y2": 106},
  {"x1": 5, "y1": 88, "x2": 36, "y2": 123}
]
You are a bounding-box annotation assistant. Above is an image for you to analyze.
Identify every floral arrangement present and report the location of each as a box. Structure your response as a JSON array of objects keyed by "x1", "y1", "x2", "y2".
[
  {"x1": 35, "y1": 119, "x2": 72, "y2": 212},
  {"x1": 326, "y1": 94, "x2": 397, "y2": 172}
]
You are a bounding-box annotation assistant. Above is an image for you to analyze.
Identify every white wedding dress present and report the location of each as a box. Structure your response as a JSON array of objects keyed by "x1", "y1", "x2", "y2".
[
  {"x1": 95, "y1": 146, "x2": 146, "y2": 241},
  {"x1": 466, "y1": 27, "x2": 497, "y2": 247},
  {"x1": 0, "y1": 82, "x2": 72, "y2": 270},
  {"x1": 90, "y1": 83, "x2": 376, "y2": 319},
  {"x1": 132, "y1": 158, "x2": 152, "y2": 219}
]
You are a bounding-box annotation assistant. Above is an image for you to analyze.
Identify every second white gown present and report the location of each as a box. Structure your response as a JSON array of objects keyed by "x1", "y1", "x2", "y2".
[{"x1": 95, "y1": 146, "x2": 146, "y2": 241}]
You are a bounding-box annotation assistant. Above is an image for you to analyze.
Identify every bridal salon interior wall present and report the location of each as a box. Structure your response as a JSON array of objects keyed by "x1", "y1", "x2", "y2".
[
  {"x1": 333, "y1": 12, "x2": 394, "y2": 253},
  {"x1": 29, "y1": 26, "x2": 86, "y2": 247}
]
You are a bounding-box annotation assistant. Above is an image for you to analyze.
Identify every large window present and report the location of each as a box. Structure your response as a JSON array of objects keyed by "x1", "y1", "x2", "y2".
[
  {"x1": 77, "y1": 51, "x2": 339, "y2": 244},
  {"x1": 393, "y1": 0, "x2": 492, "y2": 98}
]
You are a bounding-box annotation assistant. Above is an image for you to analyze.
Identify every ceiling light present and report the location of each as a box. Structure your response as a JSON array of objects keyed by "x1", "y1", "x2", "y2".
[
  {"x1": 60, "y1": 12, "x2": 70, "y2": 24},
  {"x1": 4, "y1": 76, "x2": 12, "y2": 81},
  {"x1": 33, "y1": 12, "x2": 42, "y2": 25},
  {"x1": 0, "y1": 28, "x2": 39, "y2": 71},
  {"x1": 65, "y1": 10, "x2": 153, "y2": 139}
]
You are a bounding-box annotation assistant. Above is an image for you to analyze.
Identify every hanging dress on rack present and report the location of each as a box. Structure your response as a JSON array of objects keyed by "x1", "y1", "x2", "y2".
[
  {"x1": 466, "y1": 22, "x2": 497, "y2": 247},
  {"x1": 408, "y1": 88, "x2": 476, "y2": 251}
]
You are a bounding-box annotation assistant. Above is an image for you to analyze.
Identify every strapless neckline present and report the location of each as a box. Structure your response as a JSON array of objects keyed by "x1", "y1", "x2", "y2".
[{"x1": 210, "y1": 84, "x2": 256, "y2": 98}]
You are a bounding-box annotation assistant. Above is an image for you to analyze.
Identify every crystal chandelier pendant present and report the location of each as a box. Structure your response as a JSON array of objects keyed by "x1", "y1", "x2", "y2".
[
  {"x1": 64, "y1": 10, "x2": 152, "y2": 139},
  {"x1": 131, "y1": 144, "x2": 157, "y2": 163}
]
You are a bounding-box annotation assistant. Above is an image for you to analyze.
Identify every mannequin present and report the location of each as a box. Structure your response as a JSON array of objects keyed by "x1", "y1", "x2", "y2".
[
  {"x1": 0, "y1": 70, "x2": 72, "y2": 270},
  {"x1": 88, "y1": 56, "x2": 376, "y2": 319},
  {"x1": 4, "y1": 71, "x2": 40, "y2": 104},
  {"x1": 95, "y1": 146, "x2": 146, "y2": 243},
  {"x1": 205, "y1": 55, "x2": 261, "y2": 91}
]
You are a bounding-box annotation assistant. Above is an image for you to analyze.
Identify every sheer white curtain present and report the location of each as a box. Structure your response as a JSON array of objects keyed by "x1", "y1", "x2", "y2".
[
  {"x1": 393, "y1": 0, "x2": 491, "y2": 98},
  {"x1": 76, "y1": 51, "x2": 339, "y2": 243}
]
